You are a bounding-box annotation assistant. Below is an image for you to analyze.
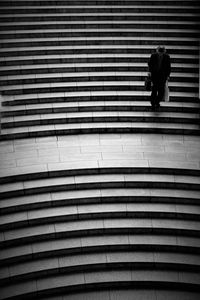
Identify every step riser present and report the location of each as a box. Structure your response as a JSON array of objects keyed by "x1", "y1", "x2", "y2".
[
  {"x1": 0, "y1": 48, "x2": 199, "y2": 57},
  {"x1": 1, "y1": 1, "x2": 200, "y2": 5}
]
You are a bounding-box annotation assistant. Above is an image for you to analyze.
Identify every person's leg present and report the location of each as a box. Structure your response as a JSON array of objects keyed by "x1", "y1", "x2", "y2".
[
  {"x1": 157, "y1": 82, "x2": 165, "y2": 107},
  {"x1": 151, "y1": 82, "x2": 158, "y2": 109}
]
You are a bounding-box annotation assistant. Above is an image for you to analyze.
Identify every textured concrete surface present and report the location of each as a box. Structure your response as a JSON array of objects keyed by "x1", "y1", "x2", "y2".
[{"x1": 0, "y1": 0, "x2": 200, "y2": 299}]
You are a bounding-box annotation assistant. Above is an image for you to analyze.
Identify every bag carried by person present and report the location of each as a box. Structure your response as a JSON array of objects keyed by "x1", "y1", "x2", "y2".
[
  {"x1": 145, "y1": 75, "x2": 152, "y2": 91},
  {"x1": 163, "y1": 81, "x2": 169, "y2": 102}
]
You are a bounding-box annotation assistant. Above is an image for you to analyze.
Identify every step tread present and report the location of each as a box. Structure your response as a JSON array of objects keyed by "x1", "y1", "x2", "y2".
[
  {"x1": 0, "y1": 45, "x2": 199, "y2": 52},
  {"x1": 2, "y1": 111, "x2": 199, "y2": 124},
  {"x1": 1, "y1": 53, "x2": 198, "y2": 62},
  {"x1": 0, "y1": 80, "x2": 198, "y2": 91},
  {"x1": 1, "y1": 100, "x2": 199, "y2": 112}
]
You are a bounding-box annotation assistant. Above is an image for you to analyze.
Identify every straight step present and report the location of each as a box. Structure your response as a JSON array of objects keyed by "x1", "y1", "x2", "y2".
[
  {"x1": 2, "y1": 91, "x2": 199, "y2": 105},
  {"x1": 1, "y1": 13, "x2": 199, "y2": 23},
  {"x1": 0, "y1": 54, "x2": 198, "y2": 68},
  {"x1": 0, "y1": 21, "x2": 199, "y2": 31},
  {"x1": 1, "y1": 111, "x2": 199, "y2": 129},
  {"x1": 1, "y1": 101, "x2": 199, "y2": 117},
  {"x1": 0, "y1": 72, "x2": 198, "y2": 87},
  {"x1": 0, "y1": 45, "x2": 198, "y2": 58},
  {"x1": 1, "y1": 122, "x2": 200, "y2": 140},
  {"x1": 0, "y1": 63, "x2": 198, "y2": 77},
  {"x1": 0, "y1": 5, "x2": 198, "y2": 13},
  {"x1": 0, "y1": 81, "x2": 198, "y2": 96},
  {"x1": 1, "y1": 37, "x2": 199, "y2": 48},
  {"x1": 1, "y1": 0, "x2": 199, "y2": 3},
  {"x1": 1, "y1": 0, "x2": 199, "y2": 5},
  {"x1": 0, "y1": 29, "x2": 199, "y2": 40}
]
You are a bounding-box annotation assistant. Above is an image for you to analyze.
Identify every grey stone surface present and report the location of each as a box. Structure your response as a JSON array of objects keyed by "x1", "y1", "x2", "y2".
[{"x1": 0, "y1": 0, "x2": 200, "y2": 299}]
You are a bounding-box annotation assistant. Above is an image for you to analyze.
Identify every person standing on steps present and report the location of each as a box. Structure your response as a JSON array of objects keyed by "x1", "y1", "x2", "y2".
[{"x1": 148, "y1": 45, "x2": 171, "y2": 110}]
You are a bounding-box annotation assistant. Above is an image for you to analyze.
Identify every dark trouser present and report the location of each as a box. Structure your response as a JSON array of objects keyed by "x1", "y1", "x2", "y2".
[{"x1": 151, "y1": 80, "x2": 165, "y2": 107}]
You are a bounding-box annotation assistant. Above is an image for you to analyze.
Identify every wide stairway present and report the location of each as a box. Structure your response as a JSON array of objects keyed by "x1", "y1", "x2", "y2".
[{"x1": 0, "y1": 0, "x2": 200, "y2": 299}]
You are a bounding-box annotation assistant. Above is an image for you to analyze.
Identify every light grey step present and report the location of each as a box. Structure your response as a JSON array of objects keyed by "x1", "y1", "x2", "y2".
[
  {"x1": 1, "y1": 28, "x2": 199, "y2": 34},
  {"x1": 1, "y1": 71, "x2": 198, "y2": 82},
  {"x1": 1, "y1": 122, "x2": 200, "y2": 141},
  {"x1": 0, "y1": 44, "x2": 198, "y2": 53},
  {"x1": 1, "y1": 36, "x2": 199, "y2": 46},
  {"x1": 0, "y1": 80, "x2": 198, "y2": 93},
  {"x1": 1, "y1": 100, "x2": 199, "y2": 116},
  {"x1": 2, "y1": 111, "x2": 199, "y2": 126},
  {"x1": 0, "y1": 20, "x2": 199, "y2": 26},
  {"x1": 2, "y1": 90, "x2": 198, "y2": 104},
  {"x1": 0, "y1": 53, "x2": 197, "y2": 63}
]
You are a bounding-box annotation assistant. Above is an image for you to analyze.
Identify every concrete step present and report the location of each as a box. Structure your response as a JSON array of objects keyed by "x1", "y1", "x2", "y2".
[
  {"x1": 1, "y1": 251, "x2": 200, "y2": 287},
  {"x1": 0, "y1": 0, "x2": 199, "y2": 298},
  {"x1": 0, "y1": 53, "x2": 198, "y2": 67},
  {"x1": 2, "y1": 91, "x2": 199, "y2": 106},
  {"x1": 1, "y1": 200, "x2": 200, "y2": 231},
  {"x1": 0, "y1": 80, "x2": 198, "y2": 96},
  {"x1": 1, "y1": 14, "x2": 199, "y2": 24},
  {"x1": 1, "y1": 36, "x2": 198, "y2": 49},
  {"x1": 0, "y1": 44, "x2": 198, "y2": 55},
  {"x1": 1, "y1": 215, "x2": 200, "y2": 248},
  {"x1": 0, "y1": 5, "x2": 198, "y2": 14},
  {"x1": 1, "y1": 122, "x2": 200, "y2": 140},
  {"x1": 1, "y1": 233, "x2": 199, "y2": 273},
  {"x1": 1, "y1": 101, "x2": 199, "y2": 117},
  {"x1": 1, "y1": 111, "x2": 199, "y2": 129},
  {"x1": 1, "y1": 21, "x2": 199, "y2": 31},
  {"x1": 0, "y1": 72, "x2": 198, "y2": 88},
  {"x1": 0, "y1": 29, "x2": 199, "y2": 40},
  {"x1": 1, "y1": 0, "x2": 199, "y2": 5},
  {"x1": 0, "y1": 63, "x2": 198, "y2": 78},
  {"x1": 1, "y1": 188, "x2": 200, "y2": 213}
]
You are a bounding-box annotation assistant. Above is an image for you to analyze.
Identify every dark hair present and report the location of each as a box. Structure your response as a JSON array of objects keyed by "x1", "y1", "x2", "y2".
[{"x1": 157, "y1": 46, "x2": 166, "y2": 53}]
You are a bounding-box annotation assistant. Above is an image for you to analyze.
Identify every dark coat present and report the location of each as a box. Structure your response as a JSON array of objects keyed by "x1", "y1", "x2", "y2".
[{"x1": 148, "y1": 52, "x2": 171, "y2": 84}]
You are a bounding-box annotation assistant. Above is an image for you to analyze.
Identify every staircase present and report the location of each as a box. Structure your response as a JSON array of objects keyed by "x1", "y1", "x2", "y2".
[{"x1": 0, "y1": 0, "x2": 200, "y2": 299}]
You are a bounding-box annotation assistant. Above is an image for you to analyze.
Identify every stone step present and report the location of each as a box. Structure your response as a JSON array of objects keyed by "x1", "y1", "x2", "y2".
[
  {"x1": 0, "y1": 5, "x2": 198, "y2": 14},
  {"x1": 1, "y1": 216, "x2": 200, "y2": 249},
  {"x1": 0, "y1": 44, "x2": 198, "y2": 55},
  {"x1": 0, "y1": 0, "x2": 199, "y2": 2},
  {"x1": 0, "y1": 29, "x2": 199, "y2": 40},
  {"x1": 1, "y1": 0, "x2": 199, "y2": 5},
  {"x1": 1, "y1": 37, "x2": 198, "y2": 49},
  {"x1": 0, "y1": 72, "x2": 198, "y2": 88},
  {"x1": 0, "y1": 63, "x2": 198, "y2": 77},
  {"x1": 1, "y1": 196, "x2": 200, "y2": 229},
  {"x1": 0, "y1": 47, "x2": 198, "y2": 59},
  {"x1": 0, "y1": 45, "x2": 198, "y2": 56},
  {"x1": 1, "y1": 169, "x2": 200, "y2": 196},
  {"x1": 1, "y1": 101, "x2": 199, "y2": 117},
  {"x1": 0, "y1": 53, "x2": 197, "y2": 67},
  {"x1": 0, "y1": 80, "x2": 198, "y2": 96},
  {"x1": 1, "y1": 122, "x2": 200, "y2": 140},
  {"x1": 0, "y1": 20, "x2": 199, "y2": 31},
  {"x1": 1, "y1": 205, "x2": 200, "y2": 236},
  {"x1": 2, "y1": 91, "x2": 199, "y2": 106},
  {"x1": 1, "y1": 188, "x2": 200, "y2": 213},
  {"x1": 1, "y1": 251, "x2": 200, "y2": 287},
  {"x1": 1, "y1": 111, "x2": 199, "y2": 129},
  {"x1": 1, "y1": 14, "x2": 199, "y2": 24},
  {"x1": 0, "y1": 0, "x2": 199, "y2": 298},
  {"x1": 0, "y1": 233, "x2": 199, "y2": 270}
]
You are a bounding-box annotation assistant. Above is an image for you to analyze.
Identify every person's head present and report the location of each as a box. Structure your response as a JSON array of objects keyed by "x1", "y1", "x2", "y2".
[{"x1": 156, "y1": 45, "x2": 166, "y2": 53}]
